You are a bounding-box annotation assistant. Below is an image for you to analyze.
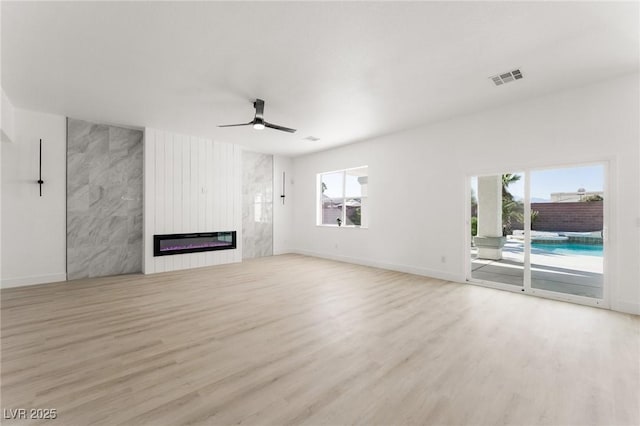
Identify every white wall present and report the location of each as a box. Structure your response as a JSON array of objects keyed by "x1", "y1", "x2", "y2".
[
  {"x1": 273, "y1": 155, "x2": 294, "y2": 255},
  {"x1": 292, "y1": 73, "x2": 640, "y2": 315},
  {"x1": 0, "y1": 90, "x2": 16, "y2": 283},
  {"x1": 143, "y1": 128, "x2": 242, "y2": 273},
  {"x1": 1, "y1": 109, "x2": 67, "y2": 287},
  {"x1": 1, "y1": 89, "x2": 16, "y2": 143}
]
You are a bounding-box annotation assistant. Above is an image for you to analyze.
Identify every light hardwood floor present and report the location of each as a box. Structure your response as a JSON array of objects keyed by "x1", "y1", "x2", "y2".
[{"x1": 1, "y1": 254, "x2": 639, "y2": 425}]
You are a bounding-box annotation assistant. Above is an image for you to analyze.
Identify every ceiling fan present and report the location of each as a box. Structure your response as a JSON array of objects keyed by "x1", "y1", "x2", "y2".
[{"x1": 218, "y1": 99, "x2": 296, "y2": 133}]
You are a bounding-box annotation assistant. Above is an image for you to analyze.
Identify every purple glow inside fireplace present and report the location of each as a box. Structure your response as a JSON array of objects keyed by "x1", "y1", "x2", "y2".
[{"x1": 153, "y1": 232, "x2": 236, "y2": 256}]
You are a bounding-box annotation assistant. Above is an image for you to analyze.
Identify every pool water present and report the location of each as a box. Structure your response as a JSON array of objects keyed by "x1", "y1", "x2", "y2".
[{"x1": 531, "y1": 242, "x2": 603, "y2": 257}]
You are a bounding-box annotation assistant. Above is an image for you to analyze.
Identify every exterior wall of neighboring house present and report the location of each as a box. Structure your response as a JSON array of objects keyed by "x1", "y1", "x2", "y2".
[
  {"x1": 550, "y1": 191, "x2": 603, "y2": 202},
  {"x1": 323, "y1": 207, "x2": 342, "y2": 225},
  {"x1": 322, "y1": 197, "x2": 361, "y2": 225}
]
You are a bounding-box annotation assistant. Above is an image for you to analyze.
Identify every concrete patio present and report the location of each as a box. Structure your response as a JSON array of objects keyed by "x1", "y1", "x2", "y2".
[{"x1": 470, "y1": 239, "x2": 604, "y2": 298}]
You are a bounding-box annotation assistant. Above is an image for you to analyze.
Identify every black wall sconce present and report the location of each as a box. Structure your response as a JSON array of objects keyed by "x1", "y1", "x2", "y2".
[
  {"x1": 280, "y1": 171, "x2": 286, "y2": 205},
  {"x1": 37, "y1": 139, "x2": 44, "y2": 196}
]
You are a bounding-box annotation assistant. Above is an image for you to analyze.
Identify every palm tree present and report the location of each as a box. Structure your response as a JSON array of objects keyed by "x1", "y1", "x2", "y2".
[
  {"x1": 502, "y1": 173, "x2": 521, "y2": 201},
  {"x1": 502, "y1": 174, "x2": 522, "y2": 234}
]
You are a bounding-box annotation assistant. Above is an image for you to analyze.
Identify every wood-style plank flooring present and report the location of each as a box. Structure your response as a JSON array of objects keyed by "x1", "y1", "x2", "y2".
[{"x1": 1, "y1": 254, "x2": 639, "y2": 425}]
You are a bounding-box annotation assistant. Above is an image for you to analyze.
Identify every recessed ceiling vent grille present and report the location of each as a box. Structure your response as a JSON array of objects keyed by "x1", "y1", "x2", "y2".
[
  {"x1": 304, "y1": 136, "x2": 320, "y2": 141},
  {"x1": 489, "y1": 69, "x2": 523, "y2": 86}
]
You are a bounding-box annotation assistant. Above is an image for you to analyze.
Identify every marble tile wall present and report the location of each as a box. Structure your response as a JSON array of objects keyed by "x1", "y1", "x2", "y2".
[
  {"x1": 67, "y1": 119, "x2": 143, "y2": 280},
  {"x1": 242, "y1": 151, "x2": 273, "y2": 259}
]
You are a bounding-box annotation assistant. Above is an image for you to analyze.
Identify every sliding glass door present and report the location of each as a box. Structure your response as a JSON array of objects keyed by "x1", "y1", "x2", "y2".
[
  {"x1": 468, "y1": 163, "x2": 606, "y2": 305},
  {"x1": 469, "y1": 173, "x2": 525, "y2": 288},
  {"x1": 529, "y1": 165, "x2": 604, "y2": 299}
]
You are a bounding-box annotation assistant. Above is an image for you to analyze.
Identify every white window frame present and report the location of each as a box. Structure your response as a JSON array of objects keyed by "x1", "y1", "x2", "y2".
[{"x1": 317, "y1": 166, "x2": 368, "y2": 228}]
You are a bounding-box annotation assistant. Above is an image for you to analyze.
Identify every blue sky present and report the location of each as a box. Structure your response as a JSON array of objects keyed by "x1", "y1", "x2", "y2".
[
  {"x1": 471, "y1": 165, "x2": 604, "y2": 201},
  {"x1": 530, "y1": 165, "x2": 603, "y2": 199}
]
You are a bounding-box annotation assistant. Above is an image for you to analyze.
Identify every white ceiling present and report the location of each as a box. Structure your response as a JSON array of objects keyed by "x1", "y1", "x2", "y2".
[{"x1": 2, "y1": 1, "x2": 638, "y2": 156}]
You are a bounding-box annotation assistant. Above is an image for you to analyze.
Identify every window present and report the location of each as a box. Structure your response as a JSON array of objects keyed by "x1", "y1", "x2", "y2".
[{"x1": 318, "y1": 166, "x2": 368, "y2": 227}]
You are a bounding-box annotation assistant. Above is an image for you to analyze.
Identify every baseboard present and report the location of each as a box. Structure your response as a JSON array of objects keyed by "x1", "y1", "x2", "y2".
[
  {"x1": 3, "y1": 258, "x2": 636, "y2": 316},
  {"x1": 273, "y1": 248, "x2": 293, "y2": 256},
  {"x1": 292, "y1": 249, "x2": 464, "y2": 283},
  {"x1": 611, "y1": 299, "x2": 640, "y2": 316},
  {"x1": 293, "y1": 249, "x2": 640, "y2": 316},
  {"x1": 1, "y1": 273, "x2": 67, "y2": 289}
]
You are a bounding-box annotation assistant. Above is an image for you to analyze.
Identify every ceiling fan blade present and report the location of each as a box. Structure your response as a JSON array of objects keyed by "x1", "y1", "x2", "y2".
[
  {"x1": 254, "y1": 99, "x2": 265, "y2": 119},
  {"x1": 264, "y1": 121, "x2": 297, "y2": 133},
  {"x1": 218, "y1": 121, "x2": 253, "y2": 128}
]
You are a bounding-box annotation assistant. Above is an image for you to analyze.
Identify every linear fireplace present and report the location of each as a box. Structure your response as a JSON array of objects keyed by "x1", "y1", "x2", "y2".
[{"x1": 153, "y1": 231, "x2": 236, "y2": 256}]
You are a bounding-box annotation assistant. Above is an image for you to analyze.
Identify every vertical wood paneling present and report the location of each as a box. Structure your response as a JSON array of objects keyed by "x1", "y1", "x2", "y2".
[
  {"x1": 170, "y1": 134, "x2": 182, "y2": 270},
  {"x1": 155, "y1": 130, "x2": 166, "y2": 273},
  {"x1": 197, "y1": 138, "x2": 206, "y2": 267},
  {"x1": 176, "y1": 137, "x2": 184, "y2": 269},
  {"x1": 192, "y1": 138, "x2": 201, "y2": 268},
  {"x1": 213, "y1": 142, "x2": 222, "y2": 265},
  {"x1": 217, "y1": 143, "x2": 226, "y2": 264},
  {"x1": 164, "y1": 132, "x2": 174, "y2": 272},
  {"x1": 182, "y1": 135, "x2": 190, "y2": 234},
  {"x1": 143, "y1": 129, "x2": 155, "y2": 273},
  {"x1": 218, "y1": 142, "x2": 226, "y2": 265},
  {"x1": 164, "y1": 132, "x2": 172, "y2": 234},
  {"x1": 165, "y1": 131, "x2": 173, "y2": 272},
  {"x1": 144, "y1": 128, "x2": 242, "y2": 273},
  {"x1": 189, "y1": 137, "x2": 199, "y2": 269},
  {"x1": 213, "y1": 143, "x2": 221, "y2": 232},
  {"x1": 205, "y1": 140, "x2": 214, "y2": 265},
  {"x1": 168, "y1": 132, "x2": 177, "y2": 270},
  {"x1": 173, "y1": 135, "x2": 182, "y2": 229},
  {"x1": 181, "y1": 136, "x2": 191, "y2": 270}
]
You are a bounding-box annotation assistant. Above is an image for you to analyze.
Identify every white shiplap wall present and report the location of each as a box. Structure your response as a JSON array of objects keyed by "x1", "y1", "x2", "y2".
[{"x1": 143, "y1": 128, "x2": 242, "y2": 274}]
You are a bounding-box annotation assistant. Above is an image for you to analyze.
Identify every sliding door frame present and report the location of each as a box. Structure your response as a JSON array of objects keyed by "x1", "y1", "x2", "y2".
[{"x1": 465, "y1": 159, "x2": 611, "y2": 310}]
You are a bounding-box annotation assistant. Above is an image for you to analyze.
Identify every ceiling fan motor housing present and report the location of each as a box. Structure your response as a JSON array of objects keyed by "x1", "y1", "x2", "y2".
[{"x1": 218, "y1": 98, "x2": 295, "y2": 133}]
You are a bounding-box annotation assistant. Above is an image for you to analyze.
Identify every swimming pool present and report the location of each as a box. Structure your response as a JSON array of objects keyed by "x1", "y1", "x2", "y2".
[{"x1": 531, "y1": 242, "x2": 603, "y2": 257}]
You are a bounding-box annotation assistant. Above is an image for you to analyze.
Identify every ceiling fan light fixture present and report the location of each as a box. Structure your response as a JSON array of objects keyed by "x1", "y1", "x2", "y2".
[{"x1": 218, "y1": 99, "x2": 296, "y2": 133}]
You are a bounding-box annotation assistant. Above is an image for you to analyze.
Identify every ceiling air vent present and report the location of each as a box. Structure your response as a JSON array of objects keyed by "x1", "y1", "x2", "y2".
[
  {"x1": 304, "y1": 136, "x2": 320, "y2": 141},
  {"x1": 489, "y1": 69, "x2": 523, "y2": 86}
]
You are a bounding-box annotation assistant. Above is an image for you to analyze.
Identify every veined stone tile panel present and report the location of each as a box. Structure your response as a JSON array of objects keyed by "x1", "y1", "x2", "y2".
[
  {"x1": 67, "y1": 118, "x2": 143, "y2": 280},
  {"x1": 242, "y1": 150, "x2": 273, "y2": 259}
]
